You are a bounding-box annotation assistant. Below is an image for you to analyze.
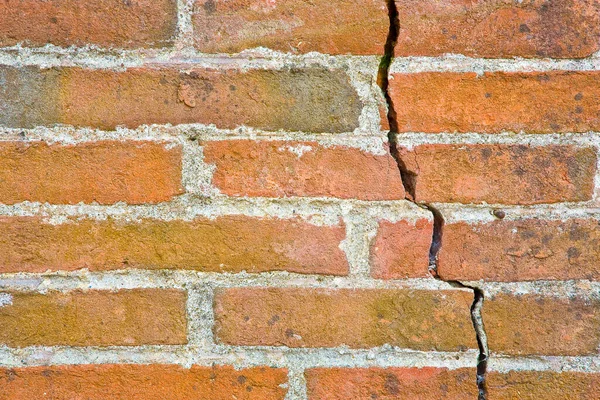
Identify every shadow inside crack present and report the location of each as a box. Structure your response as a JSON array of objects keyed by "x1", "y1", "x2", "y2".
[{"x1": 377, "y1": 1, "x2": 489, "y2": 398}]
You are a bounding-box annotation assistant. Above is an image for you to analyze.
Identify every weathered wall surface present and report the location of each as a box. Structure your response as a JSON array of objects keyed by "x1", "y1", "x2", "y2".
[{"x1": 0, "y1": 1, "x2": 599, "y2": 398}]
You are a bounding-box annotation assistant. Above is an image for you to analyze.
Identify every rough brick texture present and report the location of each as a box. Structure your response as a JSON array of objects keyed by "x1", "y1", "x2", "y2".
[
  {"x1": 214, "y1": 288, "x2": 476, "y2": 350},
  {"x1": 0, "y1": 66, "x2": 361, "y2": 132},
  {"x1": 394, "y1": 0, "x2": 600, "y2": 58},
  {"x1": 439, "y1": 218, "x2": 600, "y2": 281},
  {"x1": 306, "y1": 367, "x2": 475, "y2": 399},
  {"x1": 370, "y1": 218, "x2": 433, "y2": 279},
  {"x1": 203, "y1": 140, "x2": 404, "y2": 200},
  {"x1": 0, "y1": 289, "x2": 187, "y2": 347},
  {"x1": 193, "y1": 0, "x2": 388, "y2": 55},
  {"x1": 0, "y1": 0, "x2": 177, "y2": 49},
  {"x1": 0, "y1": 365, "x2": 287, "y2": 399},
  {"x1": 484, "y1": 293, "x2": 600, "y2": 356},
  {"x1": 0, "y1": 141, "x2": 182, "y2": 205},
  {"x1": 487, "y1": 371, "x2": 600, "y2": 399},
  {"x1": 398, "y1": 144, "x2": 596, "y2": 204},
  {"x1": 0, "y1": 216, "x2": 347, "y2": 275},
  {"x1": 1, "y1": 0, "x2": 600, "y2": 395},
  {"x1": 389, "y1": 71, "x2": 600, "y2": 133}
]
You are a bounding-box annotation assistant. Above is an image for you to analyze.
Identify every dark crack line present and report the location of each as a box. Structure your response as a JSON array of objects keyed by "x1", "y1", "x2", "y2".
[{"x1": 378, "y1": 2, "x2": 488, "y2": 398}]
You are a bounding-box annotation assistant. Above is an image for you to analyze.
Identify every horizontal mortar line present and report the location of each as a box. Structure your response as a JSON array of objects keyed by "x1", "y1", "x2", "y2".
[
  {"x1": 432, "y1": 204, "x2": 600, "y2": 224},
  {"x1": 1, "y1": 271, "x2": 600, "y2": 296},
  {"x1": 0, "y1": 196, "x2": 427, "y2": 220},
  {"x1": 0, "y1": 273, "x2": 460, "y2": 292},
  {"x1": 0, "y1": 126, "x2": 390, "y2": 148},
  {"x1": 389, "y1": 55, "x2": 600, "y2": 73},
  {"x1": 4, "y1": 127, "x2": 600, "y2": 146},
  {"x1": 393, "y1": 132, "x2": 600, "y2": 146},
  {"x1": 0, "y1": 345, "x2": 478, "y2": 370},
  {"x1": 0, "y1": 47, "x2": 379, "y2": 69},
  {"x1": 488, "y1": 355, "x2": 600, "y2": 373},
  {"x1": 0, "y1": 198, "x2": 598, "y2": 222},
  {"x1": 463, "y1": 280, "x2": 600, "y2": 297},
  {"x1": 3, "y1": 47, "x2": 600, "y2": 73}
]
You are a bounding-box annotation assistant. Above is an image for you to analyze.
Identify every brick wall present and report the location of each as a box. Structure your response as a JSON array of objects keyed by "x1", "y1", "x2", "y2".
[{"x1": 0, "y1": 1, "x2": 599, "y2": 399}]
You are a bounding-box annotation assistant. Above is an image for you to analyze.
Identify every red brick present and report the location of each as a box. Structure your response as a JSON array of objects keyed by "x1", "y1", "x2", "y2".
[
  {"x1": 0, "y1": 0, "x2": 177, "y2": 49},
  {"x1": 389, "y1": 71, "x2": 600, "y2": 133},
  {"x1": 203, "y1": 140, "x2": 404, "y2": 200},
  {"x1": 0, "y1": 141, "x2": 182, "y2": 205},
  {"x1": 306, "y1": 367, "x2": 475, "y2": 399},
  {"x1": 214, "y1": 288, "x2": 476, "y2": 350},
  {"x1": 487, "y1": 370, "x2": 600, "y2": 399},
  {"x1": 394, "y1": 0, "x2": 600, "y2": 58},
  {"x1": 439, "y1": 218, "x2": 600, "y2": 281},
  {"x1": 0, "y1": 289, "x2": 186, "y2": 347},
  {"x1": 484, "y1": 293, "x2": 600, "y2": 355},
  {"x1": 398, "y1": 144, "x2": 596, "y2": 204},
  {"x1": 0, "y1": 216, "x2": 348, "y2": 275},
  {"x1": 370, "y1": 219, "x2": 433, "y2": 279},
  {"x1": 192, "y1": 0, "x2": 388, "y2": 55},
  {"x1": 0, "y1": 364, "x2": 287, "y2": 399},
  {"x1": 0, "y1": 65, "x2": 361, "y2": 132}
]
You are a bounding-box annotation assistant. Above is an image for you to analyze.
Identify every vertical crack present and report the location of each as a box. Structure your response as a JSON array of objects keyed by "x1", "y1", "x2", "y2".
[{"x1": 377, "y1": 2, "x2": 488, "y2": 398}]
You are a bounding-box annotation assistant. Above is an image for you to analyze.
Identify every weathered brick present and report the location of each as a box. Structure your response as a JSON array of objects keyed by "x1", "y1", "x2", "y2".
[
  {"x1": 0, "y1": 65, "x2": 361, "y2": 132},
  {"x1": 484, "y1": 293, "x2": 600, "y2": 355},
  {"x1": 0, "y1": 0, "x2": 177, "y2": 49},
  {"x1": 487, "y1": 370, "x2": 600, "y2": 399},
  {"x1": 0, "y1": 141, "x2": 182, "y2": 205},
  {"x1": 0, "y1": 216, "x2": 347, "y2": 275},
  {"x1": 192, "y1": 0, "x2": 388, "y2": 55},
  {"x1": 306, "y1": 367, "x2": 475, "y2": 399},
  {"x1": 389, "y1": 71, "x2": 600, "y2": 133},
  {"x1": 0, "y1": 364, "x2": 287, "y2": 399},
  {"x1": 394, "y1": 0, "x2": 600, "y2": 58},
  {"x1": 214, "y1": 288, "x2": 476, "y2": 350},
  {"x1": 398, "y1": 144, "x2": 596, "y2": 204},
  {"x1": 0, "y1": 289, "x2": 186, "y2": 347},
  {"x1": 439, "y1": 218, "x2": 600, "y2": 281},
  {"x1": 370, "y1": 219, "x2": 433, "y2": 279},
  {"x1": 203, "y1": 140, "x2": 404, "y2": 200}
]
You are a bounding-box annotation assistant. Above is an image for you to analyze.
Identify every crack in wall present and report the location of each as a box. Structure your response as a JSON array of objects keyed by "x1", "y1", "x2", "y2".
[{"x1": 377, "y1": 1, "x2": 489, "y2": 398}]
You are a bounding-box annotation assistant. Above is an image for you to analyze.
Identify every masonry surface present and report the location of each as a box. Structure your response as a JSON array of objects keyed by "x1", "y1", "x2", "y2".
[{"x1": 1, "y1": 1, "x2": 600, "y2": 399}]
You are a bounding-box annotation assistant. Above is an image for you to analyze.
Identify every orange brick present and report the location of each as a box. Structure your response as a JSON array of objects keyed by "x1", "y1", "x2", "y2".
[
  {"x1": 484, "y1": 293, "x2": 600, "y2": 355},
  {"x1": 214, "y1": 288, "x2": 476, "y2": 350},
  {"x1": 0, "y1": 66, "x2": 361, "y2": 132},
  {"x1": 306, "y1": 367, "x2": 475, "y2": 399},
  {"x1": 487, "y1": 370, "x2": 600, "y2": 399},
  {"x1": 0, "y1": 0, "x2": 177, "y2": 48},
  {"x1": 389, "y1": 71, "x2": 600, "y2": 133},
  {"x1": 0, "y1": 289, "x2": 187, "y2": 347},
  {"x1": 0, "y1": 141, "x2": 182, "y2": 205},
  {"x1": 0, "y1": 364, "x2": 287, "y2": 399},
  {"x1": 398, "y1": 144, "x2": 596, "y2": 204},
  {"x1": 394, "y1": 0, "x2": 600, "y2": 58},
  {"x1": 370, "y1": 219, "x2": 433, "y2": 279},
  {"x1": 0, "y1": 216, "x2": 348, "y2": 275},
  {"x1": 439, "y1": 218, "x2": 600, "y2": 282},
  {"x1": 203, "y1": 140, "x2": 404, "y2": 200},
  {"x1": 192, "y1": 0, "x2": 388, "y2": 55}
]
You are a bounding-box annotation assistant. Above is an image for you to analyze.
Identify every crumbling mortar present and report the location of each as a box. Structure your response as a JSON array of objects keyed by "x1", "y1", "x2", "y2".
[{"x1": 378, "y1": 1, "x2": 489, "y2": 398}]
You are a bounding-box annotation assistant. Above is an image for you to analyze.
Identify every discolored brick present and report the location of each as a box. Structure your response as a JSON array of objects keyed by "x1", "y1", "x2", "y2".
[
  {"x1": 214, "y1": 288, "x2": 476, "y2": 350},
  {"x1": 0, "y1": 289, "x2": 187, "y2": 347},
  {"x1": 0, "y1": 216, "x2": 348, "y2": 275}
]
